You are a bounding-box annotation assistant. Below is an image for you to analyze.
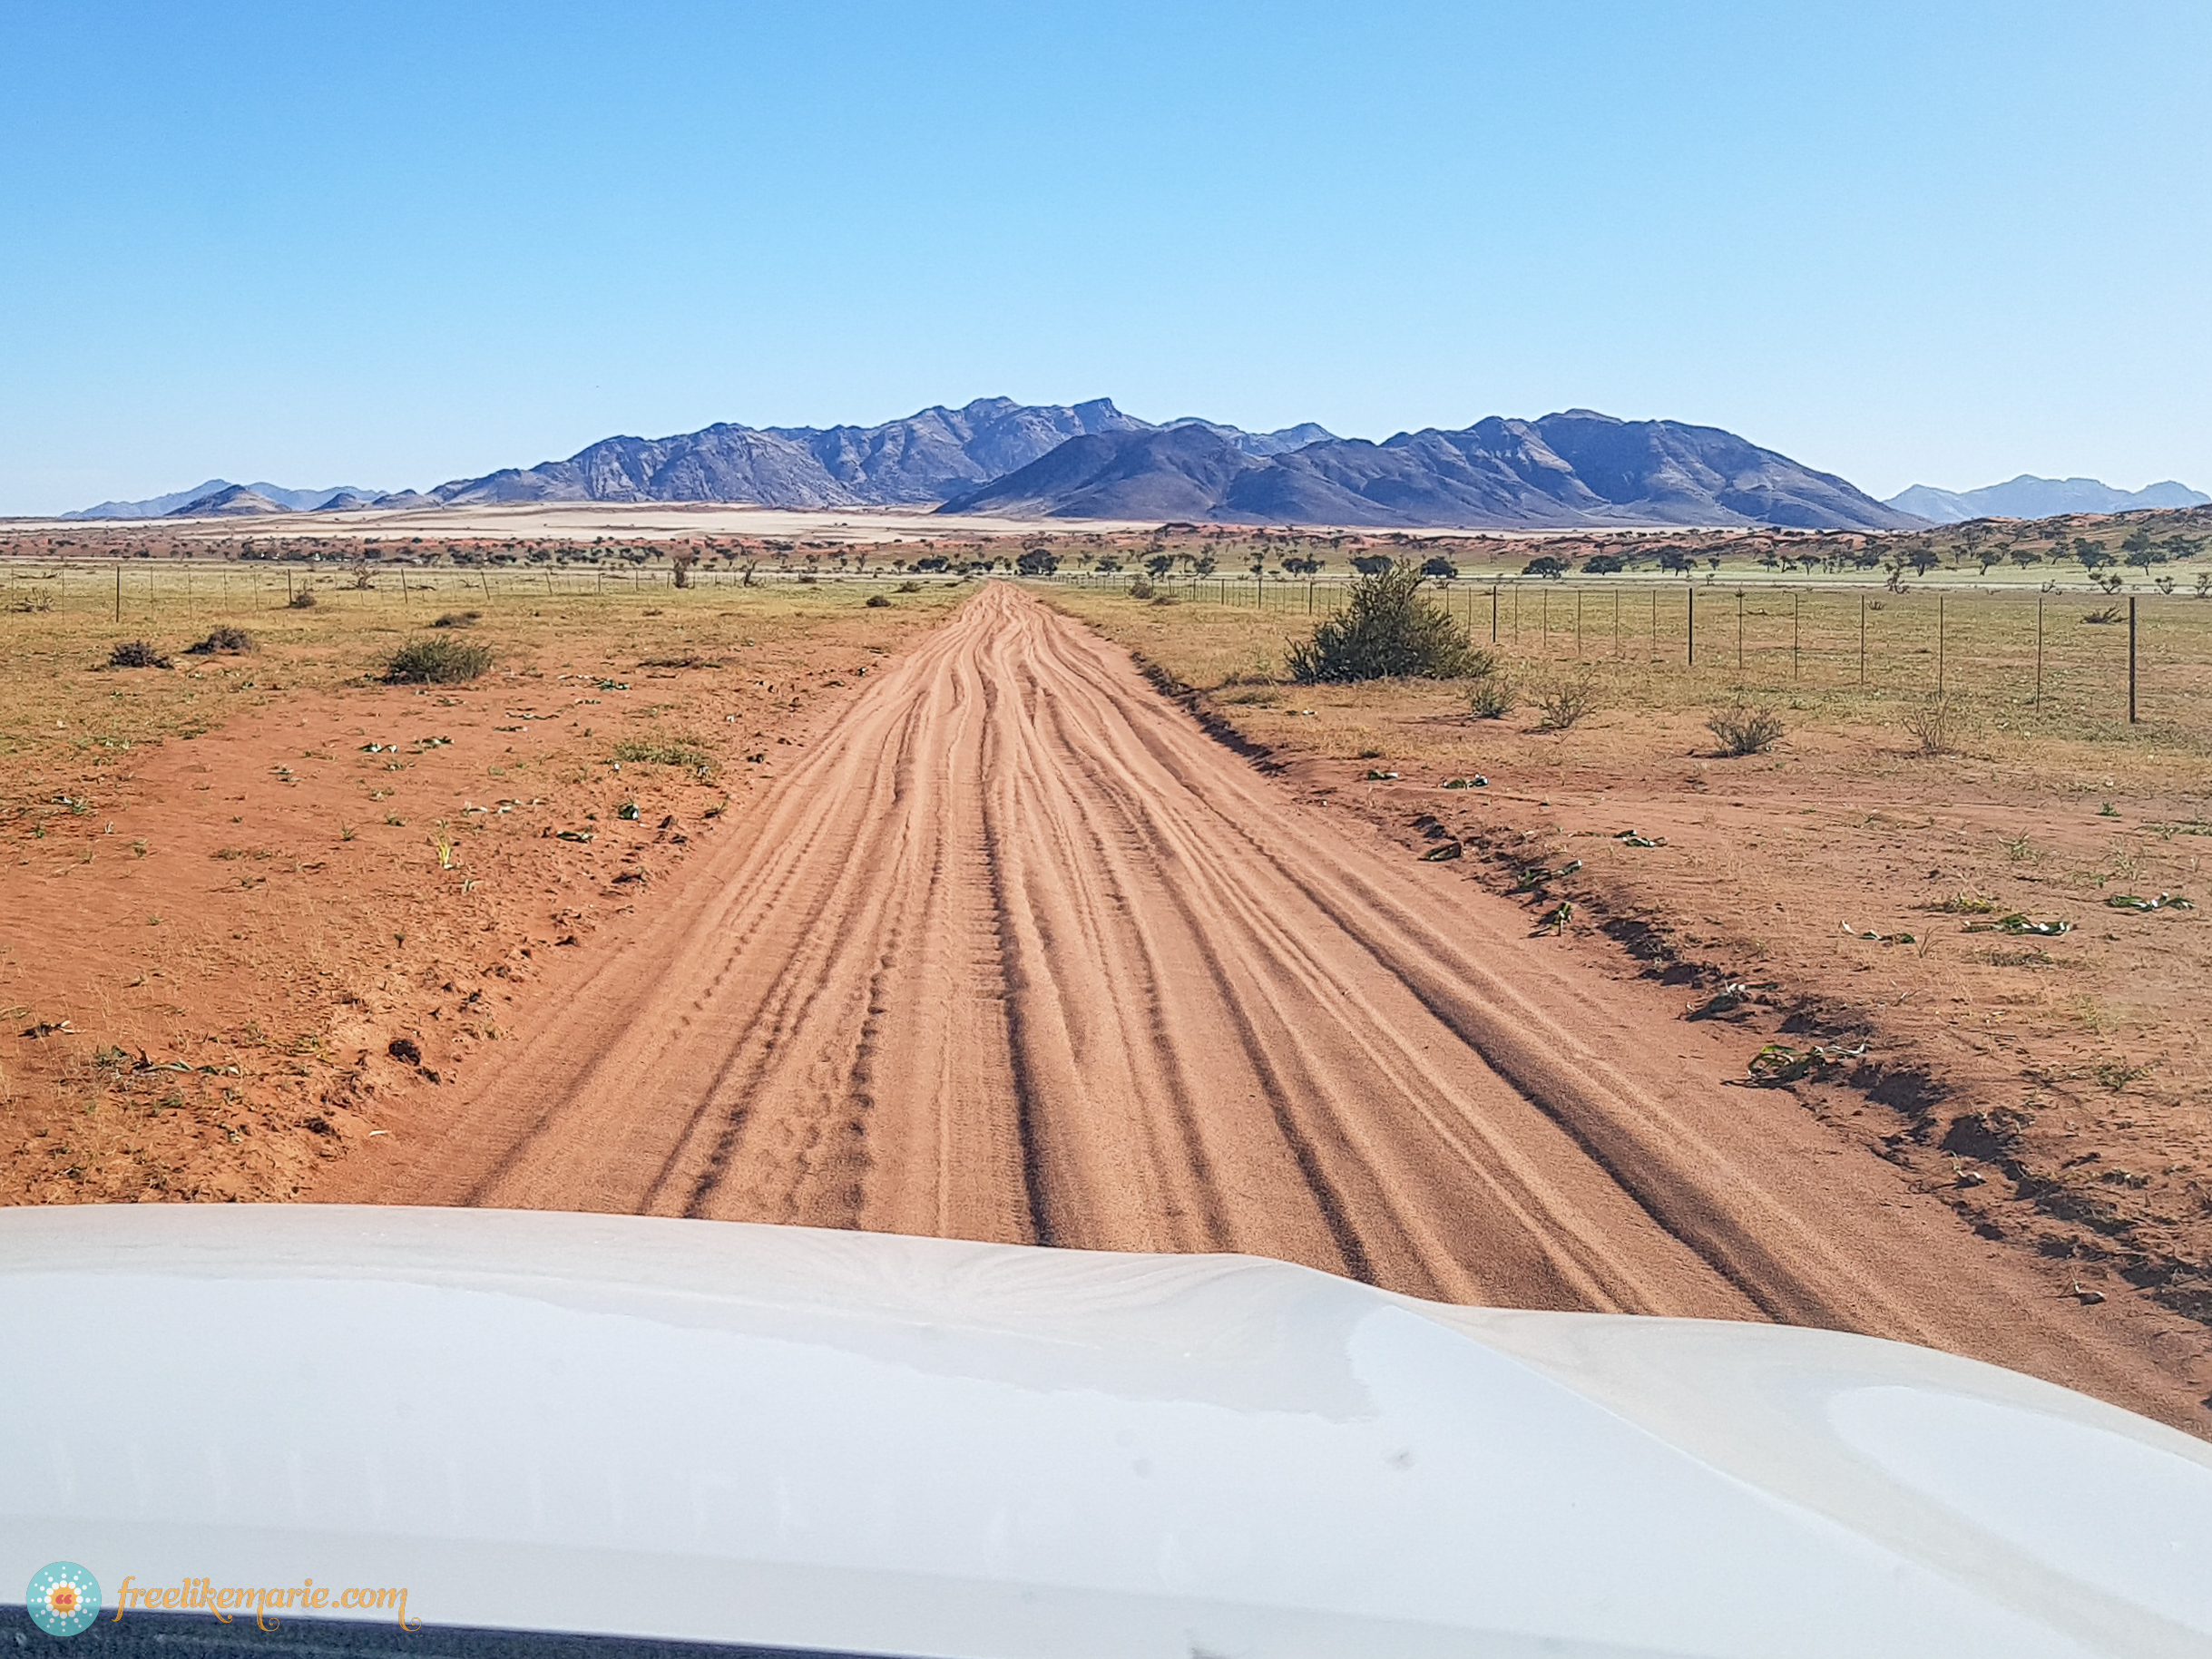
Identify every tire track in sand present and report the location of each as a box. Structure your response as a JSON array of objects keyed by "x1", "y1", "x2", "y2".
[{"x1": 319, "y1": 582, "x2": 2199, "y2": 1426}]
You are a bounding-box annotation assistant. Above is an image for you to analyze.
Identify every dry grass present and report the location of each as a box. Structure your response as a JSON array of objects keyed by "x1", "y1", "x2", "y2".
[{"x1": 0, "y1": 564, "x2": 965, "y2": 1209}]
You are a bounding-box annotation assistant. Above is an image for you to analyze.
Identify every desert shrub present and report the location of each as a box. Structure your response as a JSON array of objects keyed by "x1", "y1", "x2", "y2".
[
  {"x1": 185, "y1": 625, "x2": 255, "y2": 655},
  {"x1": 1129, "y1": 576, "x2": 1157, "y2": 600},
  {"x1": 1533, "y1": 668, "x2": 1601, "y2": 732},
  {"x1": 1015, "y1": 548, "x2": 1060, "y2": 576},
  {"x1": 1903, "y1": 697, "x2": 1957, "y2": 756},
  {"x1": 896, "y1": 581, "x2": 922, "y2": 593},
  {"x1": 107, "y1": 639, "x2": 171, "y2": 668},
  {"x1": 1349, "y1": 553, "x2": 1395, "y2": 576},
  {"x1": 384, "y1": 636, "x2": 493, "y2": 684},
  {"x1": 1522, "y1": 555, "x2": 1568, "y2": 580},
  {"x1": 287, "y1": 589, "x2": 317, "y2": 610},
  {"x1": 1287, "y1": 565, "x2": 1485, "y2": 683},
  {"x1": 1707, "y1": 699, "x2": 1785, "y2": 756},
  {"x1": 1467, "y1": 672, "x2": 1515, "y2": 719},
  {"x1": 612, "y1": 737, "x2": 715, "y2": 773},
  {"x1": 429, "y1": 610, "x2": 481, "y2": 629},
  {"x1": 866, "y1": 593, "x2": 891, "y2": 608}
]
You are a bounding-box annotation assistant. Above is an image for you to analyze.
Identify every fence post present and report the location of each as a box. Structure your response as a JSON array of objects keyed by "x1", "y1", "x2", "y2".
[
  {"x1": 1937, "y1": 594, "x2": 1945, "y2": 695},
  {"x1": 1792, "y1": 590, "x2": 1800, "y2": 679},
  {"x1": 1859, "y1": 594, "x2": 1866, "y2": 688},
  {"x1": 1491, "y1": 583, "x2": 1499, "y2": 643},
  {"x1": 1736, "y1": 590, "x2": 1744, "y2": 670},
  {"x1": 2034, "y1": 593, "x2": 2043, "y2": 706},
  {"x1": 1687, "y1": 581, "x2": 1695, "y2": 667},
  {"x1": 113, "y1": 565, "x2": 121, "y2": 623},
  {"x1": 2129, "y1": 596, "x2": 2139, "y2": 724}
]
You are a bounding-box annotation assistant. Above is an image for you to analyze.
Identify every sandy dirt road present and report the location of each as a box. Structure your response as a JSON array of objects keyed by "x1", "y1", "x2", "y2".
[{"x1": 324, "y1": 583, "x2": 2197, "y2": 1425}]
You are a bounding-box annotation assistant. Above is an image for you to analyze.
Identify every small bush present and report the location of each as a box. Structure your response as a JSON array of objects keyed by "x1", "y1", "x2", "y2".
[
  {"x1": 385, "y1": 636, "x2": 494, "y2": 684},
  {"x1": 1707, "y1": 699, "x2": 1785, "y2": 756},
  {"x1": 1129, "y1": 576, "x2": 1157, "y2": 600},
  {"x1": 896, "y1": 581, "x2": 922, "y2": 593},
  {"x1": 107, "y1": 639, "x2": 171, "y2": 668},
  {"x1": 287, "y1": 589, "x2": 318, "y2": 610},
  {"x1": 429, "y1": 610, "x2": 481, "y2": 629},
  {"x1": 1287, "y1": 565, "x2": 1486, "y2": 683},
  {"x1": 1533, "y1": 669, "x2": 1601, "y2": 732},
  {"x1": 186, "y1": 625, "x2": 256, "y2": 655},
  {"x1": 1903, "y1": 697, "x2": 1957, "y2": 756},
  {"x1": 866, "y1": 592, "x2": 891, "y2": 608},
  {"x1": 1467, "y1": 674, "x2": 1516, "y2": 719},
  {"x1": 612, "y1": 737, "x2": 716, "y2": 773}
]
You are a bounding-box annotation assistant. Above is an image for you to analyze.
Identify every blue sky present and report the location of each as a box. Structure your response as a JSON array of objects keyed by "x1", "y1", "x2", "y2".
[{"x1": 2, "y1": 1, "x2": 2206, "y2": 514}]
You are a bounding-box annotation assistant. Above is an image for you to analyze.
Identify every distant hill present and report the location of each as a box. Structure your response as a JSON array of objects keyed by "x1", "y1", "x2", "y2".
[
  {"x1": 944, "y1": 410, "x2": 1922, "y2": 532},
  {"x1": 60, "y1": 401, "x2": 1915, "y2": 531},
  {"x1": 425, "y1": 397, "x2": 1153, "y2": 509},
  {"x1": 168, "y1": 484, "x2": 289, "y2": 517},
  {"x1": 67, "y1": 481, "x2": 383, "y2": 518},
  {"x1": 1887, "y1": 475, "x2": 2209, "y2": 524},
  {"x1": 1161, "y1": 418, "x2": 1337, "y2": 458}
]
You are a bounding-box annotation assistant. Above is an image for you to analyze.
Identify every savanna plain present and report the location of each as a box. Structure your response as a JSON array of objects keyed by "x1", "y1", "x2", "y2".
[{"x1": 4, "y1": 522, "x2": 2210, "y2": 1439}]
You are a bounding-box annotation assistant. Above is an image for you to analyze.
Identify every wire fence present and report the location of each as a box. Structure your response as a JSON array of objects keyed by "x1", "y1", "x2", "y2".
[
  {"x1": 8, "y1": 559, "x2": 2208, "y2": 738},
  {"x1": 1041, "y1": 568, "x2": 2212, "y2": 739}
]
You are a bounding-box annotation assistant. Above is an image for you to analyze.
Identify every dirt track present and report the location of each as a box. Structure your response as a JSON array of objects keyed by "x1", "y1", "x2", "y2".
[{"x1": 324, "y1": 584, "x2": 2197, "y2": 1423}]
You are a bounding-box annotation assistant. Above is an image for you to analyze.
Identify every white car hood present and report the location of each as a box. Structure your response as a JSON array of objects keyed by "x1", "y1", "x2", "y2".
[{"x1": 1, "y1": 1205, "x2": 2207, "y2": 1658}]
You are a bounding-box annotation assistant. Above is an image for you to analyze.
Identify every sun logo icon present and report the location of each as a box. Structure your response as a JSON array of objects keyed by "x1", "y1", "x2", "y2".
[{"x1": 25, "y1": 1562, "x2": 101, "y2": 1638}]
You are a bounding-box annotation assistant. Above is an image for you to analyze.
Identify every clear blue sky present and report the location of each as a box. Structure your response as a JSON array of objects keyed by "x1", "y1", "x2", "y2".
[{"x1": 3, "y1": 1, "x2": 2207, "y2": 514}]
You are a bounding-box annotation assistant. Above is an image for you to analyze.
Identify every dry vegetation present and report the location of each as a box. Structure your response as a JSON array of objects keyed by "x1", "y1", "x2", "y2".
[
  {"x1": 0, "y1": 560, "x2": 964, "y2": 1204},
  {"x1": 6, "y1": 503, "x2": 2211, "y2": 1347},
  {"x1": 1042, "y1": 565, "x2": 2212, "y2": 1341}
]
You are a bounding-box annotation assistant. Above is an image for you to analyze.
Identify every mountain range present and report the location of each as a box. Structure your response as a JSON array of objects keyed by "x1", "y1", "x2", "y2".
[
  {"x1": 86, "y1": 403, "x2": 2197, "y2": 533},
  {"x1": 941, "y1": 410, "x2": 1922, "y2": 532},
  {"x1": 65, "y1": 480, "x2": 384, "y2": 519},
  {"x1": 1885, "y1": 475, "x2": 2209, "y2": 523}
]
